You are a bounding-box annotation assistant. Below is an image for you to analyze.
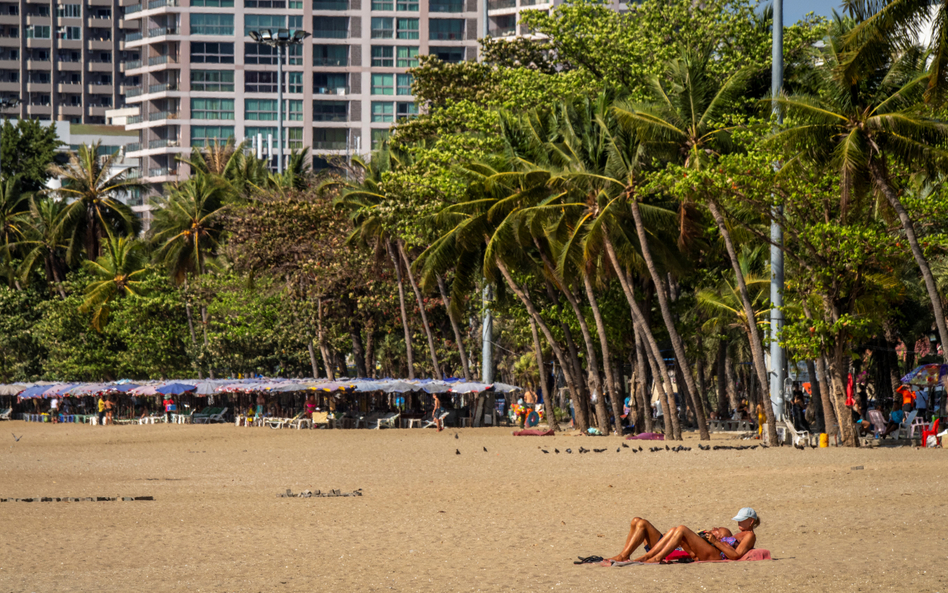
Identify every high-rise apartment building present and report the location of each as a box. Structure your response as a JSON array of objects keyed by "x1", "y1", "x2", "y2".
[
  {"x1": 0, "y1": 0, "x2": 120, "y2": 123},
  {"x1": 119, "y1": 0, "x2": 483, "y2": 192}
]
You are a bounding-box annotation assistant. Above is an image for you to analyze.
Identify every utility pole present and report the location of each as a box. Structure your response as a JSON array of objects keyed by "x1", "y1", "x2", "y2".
[
  {"x1": 481, "y1": 285, "x2": 493, "y2": 383},
  {"x1": 770, "y1": 0, "x2": 785, "y2": 419}
]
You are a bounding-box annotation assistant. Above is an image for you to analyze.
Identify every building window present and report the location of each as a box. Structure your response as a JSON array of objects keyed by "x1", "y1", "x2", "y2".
[
  {"x1": 396, "y1": 18, "x2": 419, "y2": 39},
  {"x1": 244, "y1": 14, "x2": 285, "y2": 37},
  {"x1": 245, "y1": 0, "x2": 286, "y2": 7},
  {"x1": 430, "y1": 0, "x2": 463, "y2": 12},
  {"x1": 313, "y1": 128, "x2": 348, "y2": 150},
  {"x1": 191, "y1": 70, "x2": 235, "y2": 92},
  {"x1": 371, "y1": 73, "x2": 393, "y2": 95},
  {"x1": 287, "y1": 128, "x2": 303, "y2": 149},
  {"x1": 313, "y1": 17, "x2": 348, "y2": 38},
  {"x1": 397, "y1": 0, "x2": 417, "y2": 10},
  {"x1": 429, "y1": 19, "x2": 463, "y2": 40},
  {"x1": 313, "y1": 73, "x2": 347, "y2": 93},
  {"x1": 191, "y1": 125, "x2": 234, "y2": 147},
  {"x1": 396, "y1": 102, "x2": 418, "y2": 120},
  {"x1": 288, "y1": 43, "x2": 303, "y2": 65},
  {"x1": 313, "y1": 0, "x2": 347, "y2": 8},
  {"x1": 246, "y1": 98, "x2": 278, "y2": 121},
  {"x1": 371, "y1": 0, "x2": 392, "y2": 8},
  {"x1": 371, "y1": 17, "x2": 393, "y2": 39},
  {"x1": 314, "y1": 44, "x2": 347, "y2": 66},
  {"x1": 312, "y1": 100, "x2": 347, "y2": 122},
  {"x1": 60, "y1": 26, "x2": 81, "y2": 40},
  {"x1": 396, "y1": 73, "x2": 412, "y2": 95},
  {"x1": 286, "y1": 99, "x2": 303, "y2": 121},
  {"x1": 430, "y1": 46, "x2": 464, "y2": 63},
  {"x1": 288, "y1": 72, "x2": 303, "y2": 93},
  {"x1": 26, "y1": 25, "x2": 50, "y2": 39},
  {"x1": 191, "y1": 98, "x2": 235, "y2": 120},
  {"x1": 288, "y1": 15, "x2": 303, "y2": 30},
  {"x1": 191, "y1": 42, "x2": 235, "y2": 63},
  {"x1": 244, "y1": 43, "x2": 278, "y2": 65},
  {"x1": 245, "y1": 126, "x2": 276, "y2": 146},
  {"x1": 192, "y1": 0, "x2": 234, "y2": 6},
  {"x1": 371, "y1": 101, "x2": 393, "y2": 123},
  {"x1": 57, "y1": 4, "x2": 80, "y2": 18},
  {"x1": 396, "y1": 46, "x2": 418, "y2": 68},
  {"x1": 371, "y1": 129, "x2": 389, "y2": 149},
  {"x1": 245, "y1": 71, "x2": 278, "y2": 93},
  {"x1": 190, "y1": 14, "x2": 235, "y2": 36},
  {"x1": 289, "y1": 0, "x2": 302, "y2": 7},
  {"x1": 371, "y1": 45, "x2": 393, "y2": 67}
]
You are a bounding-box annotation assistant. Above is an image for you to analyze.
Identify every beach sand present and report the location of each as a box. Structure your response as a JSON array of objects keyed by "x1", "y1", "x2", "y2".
[{"x1": 0, "y1": 421, "x2": 945, "y2": 592}]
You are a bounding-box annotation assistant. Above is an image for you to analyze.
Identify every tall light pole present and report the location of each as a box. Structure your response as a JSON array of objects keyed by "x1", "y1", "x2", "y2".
[
  {"x1": 0, "y1": 97, "x2": 20, "y2": 181},
  {"x1": 770, "y1": 0, "x2": 785, "y2": 419},
  {"x1": 248, "y1": 28, "x2": 310, "y2": 174}
]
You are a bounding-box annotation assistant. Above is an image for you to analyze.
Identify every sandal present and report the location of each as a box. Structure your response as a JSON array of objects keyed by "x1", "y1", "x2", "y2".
[{"x1": 574, "y1": 556, "x2": 605, "y2": 565}]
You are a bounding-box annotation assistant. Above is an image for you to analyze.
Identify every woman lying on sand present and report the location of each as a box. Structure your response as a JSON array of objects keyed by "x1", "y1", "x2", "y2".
[{"x1": 605, "y1": 507, "x2": 759, "y2": 563}]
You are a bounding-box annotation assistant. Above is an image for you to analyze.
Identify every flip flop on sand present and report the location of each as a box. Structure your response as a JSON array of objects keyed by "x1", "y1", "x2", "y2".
[{"x1": 574, "y1": 556, "x2": 604, "y2": 565}]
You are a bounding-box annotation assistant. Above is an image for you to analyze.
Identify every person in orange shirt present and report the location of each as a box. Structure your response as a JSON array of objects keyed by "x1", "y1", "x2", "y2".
[{"x1": 897, "y1": 385, "x2": 916, "y2": 414}]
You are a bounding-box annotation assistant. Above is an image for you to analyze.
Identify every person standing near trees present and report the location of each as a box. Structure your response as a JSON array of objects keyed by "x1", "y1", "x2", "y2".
[
  {"x1": 49, "y1": 396, "x2": 59, "y2": 424},
  {"x1": 97, "y1": 396, "x2": 106, "y2": 425}
]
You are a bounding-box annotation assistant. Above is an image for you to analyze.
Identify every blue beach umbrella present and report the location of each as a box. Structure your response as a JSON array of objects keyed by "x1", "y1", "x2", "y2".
[{"x1": 156, "y1": 383, "x2": 198, "y2": 395}]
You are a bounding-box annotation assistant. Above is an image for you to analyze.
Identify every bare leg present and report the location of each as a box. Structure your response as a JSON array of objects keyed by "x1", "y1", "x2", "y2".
[
  {"x1": 636, "y1": 525, "x2": 721, "y2": 563},
  {"x1": 607, "y1": 517, "x2": 664, "y2": 562}
]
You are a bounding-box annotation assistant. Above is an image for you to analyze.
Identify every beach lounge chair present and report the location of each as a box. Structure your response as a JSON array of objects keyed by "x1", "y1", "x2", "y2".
[
  {"x1": 0, "y1": 407, "x2": 11, "y2": 421},
  {"x1": 265, "y1": 412, "x2": 303, "y2": 429},
  {"x1": 867, "y1": 409, "x2": 887, "y2": 438},
  {"x1": 898, "y1": 410, "x2": 918, "y2": 439},
  {"x1": 423, "y1": 412, "x2": 449, "y2": 429},
  {"x1": 375, "y1": 412, "x2": 400, "y2": 429},
  {"x1": 311, "y1": 411, "x2": 330, "y2": 428},
  {"x1": 783, "y1": 418, "x2": 811, "y2": 447},
  {"x1": 193, "y1": 407, "x2": 226, "y2": 424}
]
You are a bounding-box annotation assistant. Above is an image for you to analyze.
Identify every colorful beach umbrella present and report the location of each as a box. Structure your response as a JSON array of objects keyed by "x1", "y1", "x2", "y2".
[
  {"x1": 156, "y1": 383, "x2": 197, "y2": 395},
  {"x1": 900, "y1": 364, "x2": 948, "y2": 386}
]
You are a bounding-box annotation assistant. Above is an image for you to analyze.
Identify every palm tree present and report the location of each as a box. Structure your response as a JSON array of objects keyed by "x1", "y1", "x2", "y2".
[
  {"x1": 772, "y1": 17, "x2": 948, "y2": 360},
  {"x1": 0, "y1": 176, "x2": 29, "y2": 288},
  {"x1": 16, "y1": 196, "x2": 69, "y2": 298},
  {"x1": 613, "y1": 46, "x2": 766, "y2": 442},
  {"x1": 150, "y1": 174, "x2": 229, "y2": 375},
  {"x1": 80, "y1": 234, "x2": 148, "y2": 332},
  {"x1": 179, "y1": 137, "x2": 269, "y2": 201},
  {"x1": 48, "y1": 141, "x2": 145, "y2": 263}
]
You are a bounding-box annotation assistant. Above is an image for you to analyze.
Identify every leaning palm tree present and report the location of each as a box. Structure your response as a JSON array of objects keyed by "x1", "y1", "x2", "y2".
[
  {"x1": 16, "y1": 196, "x2": 69, "y2": 298},
  {"x1": 150, "y1": 174, "x2": 229, "y2": 376},
  {"x1": 772, "y1": 17, "x2": 948, "y2": 359},
  {"x1": 80, "y1": 233, "x2": 148, "y2": 332},
  {"x1": 613, "y1": 46, "x2": 765, "y2": 442},
  {"x1": 0, "y1": 176, "x2": 29, "y2": 287},
  {"x1": 48, "y1": 141, "x2": 145, "y2": 263}
]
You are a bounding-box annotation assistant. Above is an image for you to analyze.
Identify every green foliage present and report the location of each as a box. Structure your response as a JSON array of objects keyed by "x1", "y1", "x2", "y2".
[{"x1": 0, "y1": 119, "x2": 62, "y2": 192}]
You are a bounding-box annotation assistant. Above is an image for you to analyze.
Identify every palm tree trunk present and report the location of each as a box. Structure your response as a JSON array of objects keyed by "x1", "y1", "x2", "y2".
[
  {"x1": 725, "y1": 347, "x2": 740, "y2": 411},
  {"x1": 436, "y1": 274, "x2": 471, "y2": 380},
  {"x1": 307, "y1": 339, "x2": 319, "y2": 377},
  {"x1": 802, "y1": 301, "x2": 837, "y2": 438},
  {"x1": 494, "y1": 257, "x2": 588, "y2": 433},
  {"x1": 528, "y1": 316, "x2": 556, "y2": 432},
  {"x1": 628, "y1": 196, "x2": 709, "y2": 440},
  {"x1": 386, "y1": 241, "x2": 415, "y2": 380},
  {"x1": 870, "y1": 161, "x2": 948, "y2": 362},
  {"x1": 602, "y1": 228, "x2": 681, "y2": 439},
  {"x1": 828, "y1": 339, "x2": 858, "y2": 447},
  {"x1": 583, "y1": 272, "x2": 623, "y2": 435},
  {"x1": 365, "y1": 330, "x2": 375, "y2": 378},
  {"x1": 182, "y1": 278, "x2": 203, "y2": 379},
  {"x1": 706, "y1": 200, "x2": 777, "y2": 444},
  {"x1": 542, "y1": 279, "x2": 592, "y2": 431},
  {"x1": 716, "y1": 338, "x2": 729, "y2": 418},
  {"x1": 633, "y1": 330, "x2": 653, "y2": 433},
  {"x1": 397, "y1": 239, "x2": 443, "y2": 379},
  {"x1": 317, "y1": 297, "x2": 334, "y2": 380},
  {"x1": 50, "y1": 264, "x2": 67, "y2": 299}
]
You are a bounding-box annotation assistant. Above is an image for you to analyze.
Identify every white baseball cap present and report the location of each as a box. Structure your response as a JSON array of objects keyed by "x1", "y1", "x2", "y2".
[{"x1": 732, "y1": 507, "x2": 758, "y2": 522}]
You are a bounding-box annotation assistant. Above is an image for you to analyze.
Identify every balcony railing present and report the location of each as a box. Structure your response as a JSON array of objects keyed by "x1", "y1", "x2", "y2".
[
  {"x1": 148, "y1": 138, "x2": 179, "y2": 149},
  {"x1": 313, "y1": 86, "x2": 348, "y2": 94},
  {"x1": 126, "y1": 86, "x2": 143, "y2": 97},
  {"x1": 311, "y1": 29, "x2": 348, "y2": 39},
  {"x1": 149, "y1": 82, "x2": 177, "y2": 93},
  {"x1": 125, "y1": 59, "x2": 142, "y2": 69},
  {"x1": 125, "y1": 143, "x2": 141, "y2": 152},
  {"x1": 488, "y1": 0, "x2": 515, "y2": 8},
  {"x1": 124, "y1": 3, "x2": 142, "y2": 14},
  {"x1": 148, "y1": 167, "x2": 176, "y2": 177},
  {"x1": 126, "y1": 168, "x2": 141, "y2": 179},
  {"x1": 520, "y1": 0, "x2": 543, "y2": 5},
  {"x1": 124, "y1": 31, "x2": 143, "y2": 42},
  {"x1": 487, "y1": 26, "x2": 515, "y2": 37},
  {"x1": 147, "y1": 0, "x2": 178, "y2": 9},
  {"x1": 127, "y1": 114, "x2": 143, "y2": 124},
  {"x1": 313, "y1": 140, "x2": 346, "y2": 150},
  {"x1": 312, "y1": 0, "x2": 347, "y2": 8},
  {"x1": 313, "y1": 56, "x2": 347, "y2": 66},
  {"x1": 148, "y1": 26, "x2": 177, "y2": 37},
  {"x1": 148, "y1": 55, "x2": 178, "y2": 66},
  {"x1": 148, "y1": 110, "x2": 178, "y2": 121},
  {"x1": 429, "y1": 31, "x2": 464, "y2": 40},
  {"x1": 430, "y1": 1, "x2": 463, "y2": 11},
  {"x1": 312, "y1": 113, "x2": 347, "y2": 122}
]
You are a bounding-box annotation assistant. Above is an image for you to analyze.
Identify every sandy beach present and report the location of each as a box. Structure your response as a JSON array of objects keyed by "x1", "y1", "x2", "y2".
[{"x1": 0, "y1": 422, "x2": 945, "y2": 592}]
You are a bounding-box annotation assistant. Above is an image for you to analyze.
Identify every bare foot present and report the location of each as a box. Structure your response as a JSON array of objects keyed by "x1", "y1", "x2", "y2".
[{"x1": 606, "y1": 555, "x2": 628, "y2": 562}]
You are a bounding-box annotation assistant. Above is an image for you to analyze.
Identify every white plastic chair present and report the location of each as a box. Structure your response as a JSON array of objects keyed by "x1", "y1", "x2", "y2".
[{"x1": 375, "y1": 412, "x2": 400, "y2": 429}]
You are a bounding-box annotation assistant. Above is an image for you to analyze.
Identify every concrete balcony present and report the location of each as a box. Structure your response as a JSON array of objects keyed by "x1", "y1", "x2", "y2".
[
  {"x1": 56, "y1": 82, "x2": 82, "y2": 92},
  {"x1": 148, "y1": 55, "x2": 178, "y2": 67},
  {"x1": 26, "y1": 81, "x2": 51, "y2": 92},
  {"x1": 0, "y1": 81, "x2": 19, "y2": 92},
  {"x1": 87, "y1": 83, "x2": 114, "y2": 94}
]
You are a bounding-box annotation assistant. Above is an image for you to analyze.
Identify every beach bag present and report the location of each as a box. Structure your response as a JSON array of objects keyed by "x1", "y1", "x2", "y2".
[{"x1": 167, "y1": 403, "x2": 176, "y2": 412}]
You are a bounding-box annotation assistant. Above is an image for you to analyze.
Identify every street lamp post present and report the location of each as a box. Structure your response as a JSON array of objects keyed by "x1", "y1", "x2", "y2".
[
  {"x1": 770, "y1": 0, "x2": 785, "y2": 419},
  {"x1": 248, "y1": 28, "x2": 310, "y2": 174},
  {"x1": 0, "y1": 97, "x2": 20, "y2": 181}
]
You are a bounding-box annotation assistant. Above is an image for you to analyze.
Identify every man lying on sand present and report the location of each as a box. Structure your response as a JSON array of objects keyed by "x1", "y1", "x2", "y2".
[{"x1": 604, "y1": 507, "x2": 759, "y2": 564}]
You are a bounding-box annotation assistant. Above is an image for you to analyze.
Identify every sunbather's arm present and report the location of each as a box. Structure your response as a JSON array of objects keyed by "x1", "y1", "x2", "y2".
[{"x1": 714, "y1": 533, "x2": 756, "y2": 560}]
